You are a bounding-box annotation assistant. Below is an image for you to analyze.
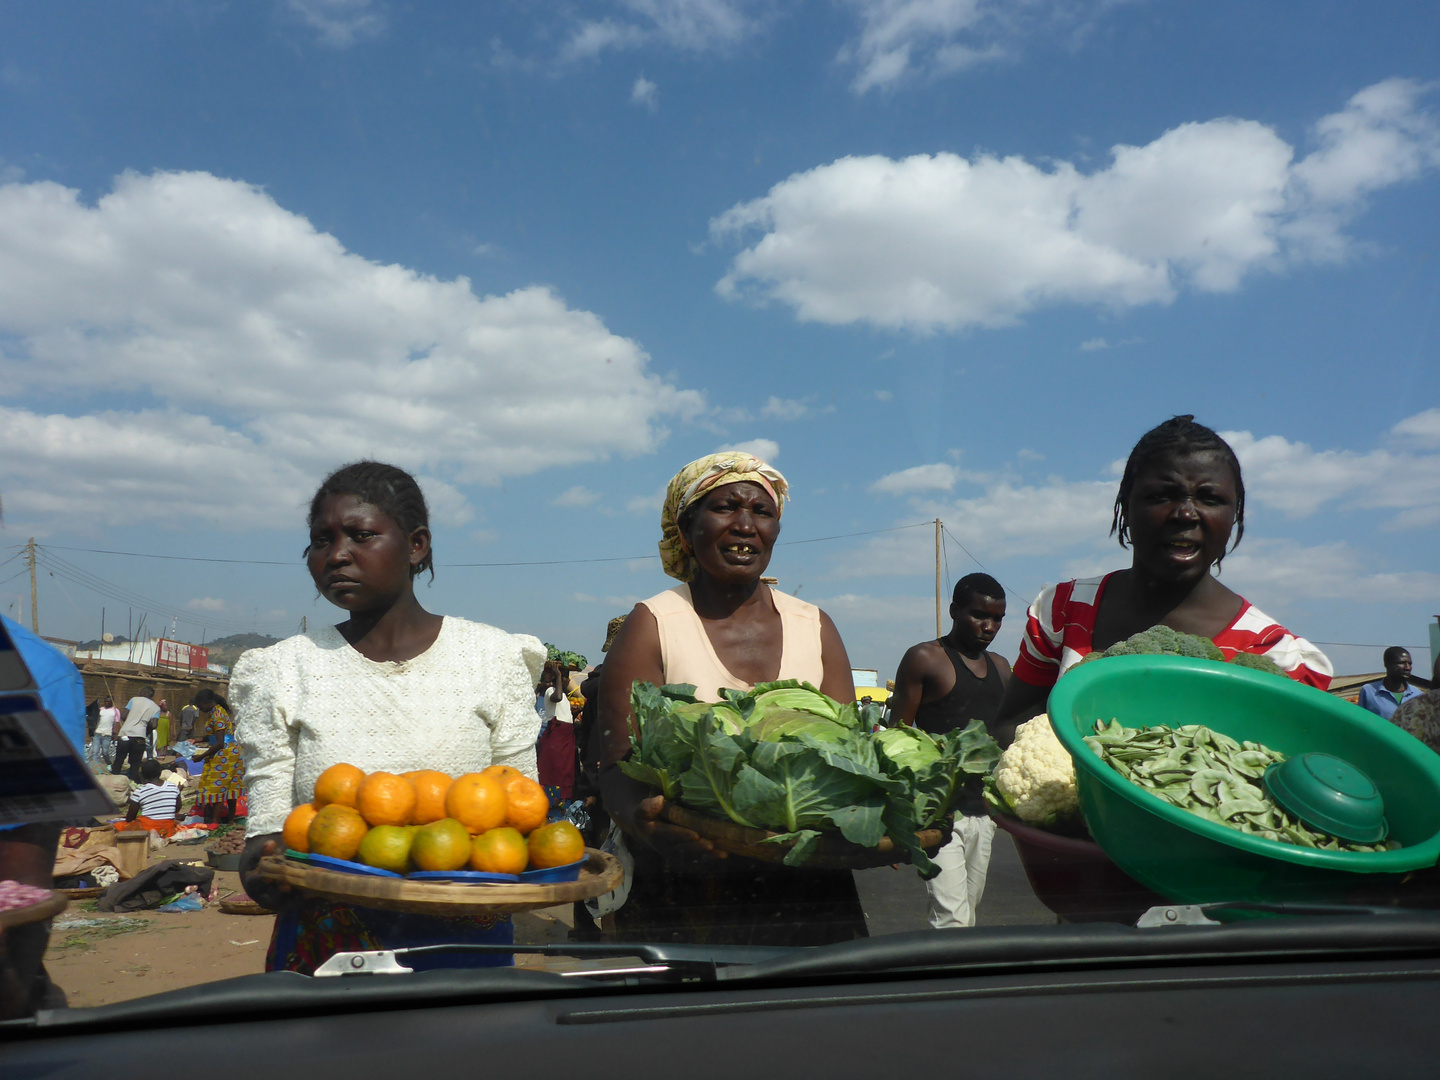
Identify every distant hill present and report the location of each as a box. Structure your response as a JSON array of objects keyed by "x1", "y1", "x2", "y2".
[
  {"x1": 203, "y1": 633, "x2": 282, "y2": 669},
  {"x1": 76, "y1": 631, "x2": 282, "y2": 670}
]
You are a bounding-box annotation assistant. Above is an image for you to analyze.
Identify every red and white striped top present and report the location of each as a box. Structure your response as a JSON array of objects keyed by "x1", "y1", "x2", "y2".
[{"x1": 1013, "y1": 573, "x2": 1333, "y2": 691}]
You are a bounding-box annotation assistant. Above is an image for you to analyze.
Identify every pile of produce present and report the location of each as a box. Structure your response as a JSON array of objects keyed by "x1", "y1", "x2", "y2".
[
  {"x1": 1076, "y1": 626, "x2": 1287, "y2": 677},
  {"x1": 545, "y1": 643, "x2": 587, "y2": 670},
  {"x1": 283, "y1": 764, "x2": 584, "y2": 876},
  {"x1": 619, "y1": 680, "x2": 1001, "y2": 875},
  {"x1": 1085, "y1": 720, "x2": 1400, "y2": 853},
  {"x1": 205, "y1": 826, "x2": 247, "y2": 856},
  {"x1": 984, "y1": 715, "x2": 1081, "y2": 828}
]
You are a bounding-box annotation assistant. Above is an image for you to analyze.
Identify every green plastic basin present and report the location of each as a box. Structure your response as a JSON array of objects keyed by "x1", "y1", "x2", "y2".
[{"x1": 1047, "y1": 655, "x2": 1440, "y2": 906}]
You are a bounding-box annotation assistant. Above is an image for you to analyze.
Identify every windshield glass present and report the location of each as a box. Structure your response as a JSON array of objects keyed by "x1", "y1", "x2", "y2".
[{"x1": 1, "y1": 0, "x2": 1437, "y2": 1017}]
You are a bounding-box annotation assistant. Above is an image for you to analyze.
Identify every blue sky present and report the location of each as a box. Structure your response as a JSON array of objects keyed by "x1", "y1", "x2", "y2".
[{"x1": 1, "y1": 0, "x2": 1437, "y2": 680}]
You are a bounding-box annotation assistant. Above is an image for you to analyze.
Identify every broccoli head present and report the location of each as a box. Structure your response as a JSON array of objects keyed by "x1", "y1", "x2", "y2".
[
  {"x1": 1075, "y1": 625, "x2": 1225, "y2": 667},
  {"x1": 1229, "y1": 652, "x2": 1287, "y2": 678}
]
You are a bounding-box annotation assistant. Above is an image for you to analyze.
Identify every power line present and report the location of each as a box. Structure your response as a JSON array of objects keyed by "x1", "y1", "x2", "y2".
[
  {"x1": 1312, "y1": 641, "x2": 1431, "y2": 651},
  {"x1": 41, "y1": 545, "x2": 294, "y2": 565},
  {"x1": 34, "y1": 549, "x2": 288, "y2": 639},
  {"x1": 40, "y1": 521, "x2": 937, "y2": 570},
  {"x1": 941, "y1": 525, "x2": 1030, "y2": 606}
]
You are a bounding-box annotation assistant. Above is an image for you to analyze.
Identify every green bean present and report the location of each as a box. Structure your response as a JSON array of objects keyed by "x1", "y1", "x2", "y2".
[{"x1": 1088, "y1": 719, "x2": 1400, "y2": 854}]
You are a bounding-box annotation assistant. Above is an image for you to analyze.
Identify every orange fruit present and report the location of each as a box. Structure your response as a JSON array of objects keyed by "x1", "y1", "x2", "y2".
[
  {"x1": 355, "y1": 772, "x2": 417, "y2": 827},
  {"x1": 470, "y1": 827, "x2": 529, "y2": 874},
  {"x1": 503, "y1": 776, "x2": 551, "y2": 835},
  {"x1": 356, "y1": 825, "x2": 413, "y2": 874},
  {"x1": 527, "y1": 820, "x2": 585, "y2": 869},
  {"x1": 313, "y1": 763, "x2": 365, "y2": 809},
  {"x1": 481, "y1": 764, "x2": 523, "y2": 786},
  {"x1": 308, "y1": 804, "x2": 369, "y2": 861},
  {"x1": 282, "y1": 803, "x2": 320, "y2": 853},
  {"x1": 445, "y1": 773, "x2": 508, "y2": 835},
  {"x1": 406, "y1": 770, "x2": 452, "y2": 825},
  {"x1": 410, "y1": 818, "x2": 473, "y2": 872}
]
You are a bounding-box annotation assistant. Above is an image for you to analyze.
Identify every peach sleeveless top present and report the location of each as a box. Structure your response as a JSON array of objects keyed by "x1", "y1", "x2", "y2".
[{"x1": 639, "y1": 584, "x2": 826, "y2": 702}]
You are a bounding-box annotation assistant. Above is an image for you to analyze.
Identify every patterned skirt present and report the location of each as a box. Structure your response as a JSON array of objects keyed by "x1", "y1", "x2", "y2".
[{"x1": 196, "y1": 743, "x2": 245, "y2": 806}]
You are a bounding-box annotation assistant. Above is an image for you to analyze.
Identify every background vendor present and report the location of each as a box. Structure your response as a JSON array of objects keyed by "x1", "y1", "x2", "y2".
[{"x1": 890, "y1": 572, "x2": 1011, "y2": 929}]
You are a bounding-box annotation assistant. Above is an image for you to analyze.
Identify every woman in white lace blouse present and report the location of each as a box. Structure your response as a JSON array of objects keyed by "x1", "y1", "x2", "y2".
[{"x1": 234, "y1": 461, "x2": 545, "y2": 973}]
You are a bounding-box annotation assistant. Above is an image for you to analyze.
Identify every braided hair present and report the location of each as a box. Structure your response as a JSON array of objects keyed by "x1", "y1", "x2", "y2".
[
  {"x1": 192, "y1": 687, "x2": 230, "y2": 712},
  {"x1": 306, "y1": 461, "x2": 435, "y2": 581},
  {"x1": 1111, "y1": 415, "x2": 1245, "y2": 563}
]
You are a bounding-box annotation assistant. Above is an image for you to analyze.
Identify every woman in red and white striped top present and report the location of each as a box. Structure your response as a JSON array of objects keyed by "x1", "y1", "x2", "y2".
[{"x1": 996, "y1": 415, "x2": 1332, "y2": 744}]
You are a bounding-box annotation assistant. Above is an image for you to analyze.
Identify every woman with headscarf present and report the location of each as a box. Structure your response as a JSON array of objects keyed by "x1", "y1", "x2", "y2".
[{"x1": 599, "y1": 452, "x2": 867, "y2": 946}]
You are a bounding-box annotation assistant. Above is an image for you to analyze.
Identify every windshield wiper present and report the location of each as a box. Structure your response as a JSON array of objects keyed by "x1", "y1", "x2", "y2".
[
  {"x1": 1137, "y1": 902, "x2": 1425, "y2": 926},
  {"x1": 719, "y1": 911, "x2": 1440, "y2": 984},
  {"x1": 316, "y1": 941, "x2": 791, "y2": 981}
]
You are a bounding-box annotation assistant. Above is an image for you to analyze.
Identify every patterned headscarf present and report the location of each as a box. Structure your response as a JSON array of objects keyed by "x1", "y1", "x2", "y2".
[
  {"x1": 603, "y1": 615, "x2": 628, "y2": 653},
  {"x1": 659, "y1": 452, "x2": 790, "y2": 582}
]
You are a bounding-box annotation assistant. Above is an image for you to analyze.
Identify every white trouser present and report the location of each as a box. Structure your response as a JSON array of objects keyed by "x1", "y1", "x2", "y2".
[{"x1": 923, "y1": 813, "x2": 996, "y2": 929}]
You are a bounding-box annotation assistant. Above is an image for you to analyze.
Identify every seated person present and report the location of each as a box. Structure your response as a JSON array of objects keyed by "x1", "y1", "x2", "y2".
[{"x1": 126, "y1": 759, "x2": 183, "y2": 823}]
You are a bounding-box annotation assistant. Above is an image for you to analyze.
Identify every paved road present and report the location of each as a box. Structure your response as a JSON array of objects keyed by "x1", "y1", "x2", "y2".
[{"x1": 853, "y1": 827, "x2": 1055, "y2": 935}]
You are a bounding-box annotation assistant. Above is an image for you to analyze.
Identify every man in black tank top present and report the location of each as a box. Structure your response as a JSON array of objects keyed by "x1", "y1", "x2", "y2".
[{"x1": 891, "y1": 573, "x2": 1010, "y2": 928}]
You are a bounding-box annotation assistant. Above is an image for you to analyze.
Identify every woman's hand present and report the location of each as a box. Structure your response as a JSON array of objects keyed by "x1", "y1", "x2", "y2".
[
  {"x1": 601, "y1": 768, "x2": 725, "y2": 866},
  {"x1": 238, "y1": 833, "x2": 301, "y2": 912}
]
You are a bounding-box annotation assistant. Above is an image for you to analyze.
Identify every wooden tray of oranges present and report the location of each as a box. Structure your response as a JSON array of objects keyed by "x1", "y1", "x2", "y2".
[
  {"x1": 256, "y1": 849, "x2": 622, "y2": 916},
  {"x1": 259, "y1": 762, "x2": 622, "y2": 916}
]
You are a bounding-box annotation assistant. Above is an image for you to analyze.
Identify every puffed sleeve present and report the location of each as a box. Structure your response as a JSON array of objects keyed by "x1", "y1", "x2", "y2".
[
  {"x1": 483, "y1": 633, "x2": 546, "y2": 781},
  {"x1": 1013, "y1": 583, "x2": 1065, "y2": 688},
  {"x1": 233, "y1": 647, "x2": 297, "y2": 838}
]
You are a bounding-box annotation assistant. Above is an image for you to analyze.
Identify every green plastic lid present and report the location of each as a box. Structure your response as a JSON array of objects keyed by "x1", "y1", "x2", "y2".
[{"x1": 1264, "y1": 752, "x2": 1388, "y2": 844}]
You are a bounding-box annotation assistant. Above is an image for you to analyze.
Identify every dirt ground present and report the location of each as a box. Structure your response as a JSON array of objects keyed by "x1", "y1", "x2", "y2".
[
  {"x1": 44, "y1": 834, "x2": 1051, "y2": 1008},
  {"x1": 44, "y1": 869, "x2": 596, "y2": 1008}
]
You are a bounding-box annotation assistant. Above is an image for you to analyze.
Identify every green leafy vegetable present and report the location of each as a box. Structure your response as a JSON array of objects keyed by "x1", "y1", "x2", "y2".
[{"x1": 621, "y1": 680, "x2": 1002, "y2": 877}]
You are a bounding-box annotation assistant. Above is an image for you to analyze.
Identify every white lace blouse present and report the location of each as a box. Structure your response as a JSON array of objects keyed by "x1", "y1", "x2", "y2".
[{"x1": 234, "y1": 617, "x2": 546, "y2": 837}]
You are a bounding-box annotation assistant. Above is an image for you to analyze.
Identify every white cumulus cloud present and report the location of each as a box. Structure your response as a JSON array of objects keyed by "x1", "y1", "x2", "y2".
[
  {"x1": 760, "y1": 396, "x2": 809, "y2": 420},
  {"x1": 560, "y1": 0, "x2": 763, "y2": 61},
  {"x1": 185, "y1": 597, "x2": 227, "y2": 612},
  {"x1": 836, "y1": 0, "x2": 1017, "y2": 94},
  {"x1": 1220, "y1": 539, "x2": 1440, "y2": 605},
  {"x1": 553, "y1": 485, "x2": 603, "y2": 507},
  {"x1": 630, "y1": 75, "x2": 659, "y2": 110},
  {"x1": 1223, "y1": 410, "x2": 1440, "y2": 529},
  {"x1": 284, "y1": 0, "x2": 385, "y2": 47},
  {"x1": 0, "y1": 170, "x2": 703, "y2": 528},
  {"x1": 870, "y1": 462, "x2": 959, "y2": 495},
  {"x1": 713, "y1": 438, "x2": 780, "y2": 462},
  {"x1": 712, "y1": 80, "x2": 1440, "y2": 332}
]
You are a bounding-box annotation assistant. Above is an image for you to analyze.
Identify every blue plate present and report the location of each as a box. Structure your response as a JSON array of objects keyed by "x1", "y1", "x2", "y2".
[
  {"x1": 294, "y1": 852, "x2": 402, "y2": 878},
  {"x1": 520, "y1": 857, "x2": 585, "y2": 883},
  {"x1": 408, "y1": 869, "x2": 520, "y2": 884}
]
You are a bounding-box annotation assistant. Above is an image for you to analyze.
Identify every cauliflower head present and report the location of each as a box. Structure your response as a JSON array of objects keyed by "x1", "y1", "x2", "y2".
[{"x1": 992, "y1": 714, "x2": 1078, "y2": 825}]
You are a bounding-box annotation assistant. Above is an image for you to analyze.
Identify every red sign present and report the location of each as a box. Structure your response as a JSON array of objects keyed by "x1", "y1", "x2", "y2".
[{"x1": 155, "y1": 638, "x2": 210, "y2": 671}]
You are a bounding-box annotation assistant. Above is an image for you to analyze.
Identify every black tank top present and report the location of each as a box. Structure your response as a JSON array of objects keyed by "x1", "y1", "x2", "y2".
[{"x1": 913, "y1": 642, "x2": 1005, "y2": 736}]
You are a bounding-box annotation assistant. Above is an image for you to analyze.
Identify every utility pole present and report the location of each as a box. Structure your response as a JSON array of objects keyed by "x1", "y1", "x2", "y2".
[
  {"x1": 26, "y1": 538, "x2": 38, "y2": 633},
  {"x1": 934, "y1": 519, "x2": 943, "y2": 640}
]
